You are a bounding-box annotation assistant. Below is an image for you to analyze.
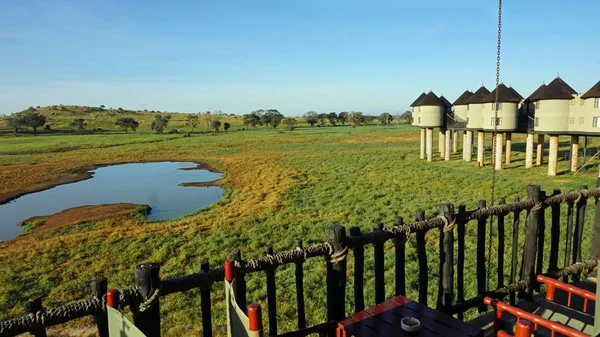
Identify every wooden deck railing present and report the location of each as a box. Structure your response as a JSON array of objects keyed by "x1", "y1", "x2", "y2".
[{"x1": 2, "y1": 181, "x2": 600, "y2": 337}]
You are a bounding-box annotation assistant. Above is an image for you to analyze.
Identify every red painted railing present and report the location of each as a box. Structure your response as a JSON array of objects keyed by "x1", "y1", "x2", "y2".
[{"x1": 536, "y1": 275, "x2": 596, "y2": 313}]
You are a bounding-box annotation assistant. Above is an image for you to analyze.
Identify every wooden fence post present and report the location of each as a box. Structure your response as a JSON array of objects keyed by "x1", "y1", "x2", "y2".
[
  {"x1": 294, "y1": 239, "x2": 306, "y2": 329},
  {"x1": 28, "y1": 296, "x2": 47, "y2": 337},
  {"x1": 416, "y1": 210, "x2": 428, "y2": 305},
  {"x1": 573, "y1": 185, "x2": 588, "y2": 282},
  {"x1": 510, "y1": 197, "x2": 521, "y2": 305},
  {"x1": 133, "y1": 263, "x2": 161, "y2": 337},
  {"x1": 497, "y1": 198, "x2": 505, "y2": 290},
  {"x1": 522, "y1": 185, "x2": 542, "y2": 301},
  {"x1": 476, "y1": 199, "x2": 487, "y2": 312},
  {"x1": 440, "y1": 203, "x2": 455, "y2": 314},
  {"x1": 326, "y1": 224, "x2": 347, "y2": 325},
  {"x1": 373, "y1": 221, "x2": 385, "y2": 304},
  {"x1": 200, "y1": 261, "x2": 212, "y2": 337},
  {"x1": 590, "y1": 179, "x2": 600, "y2": 276},
  {"x1": 264, "y1": 246, "x2": 278, "y2": 336},
  {"x1": 92, "y1": 278, "x2": 108, "y2": 337},
  {"x1": 549, "y1": 189, "x2": 561, "y2": 272},
  {"x1": 230, "y1": 249, "x2": 247, "y2": 314},
  {"x1": 535, "y1": 190, "x2": 547, "y2": 290},
  {"x1": 564, "y1": 193, "x2": 575, "y2": 283},
  {"x1": 349, "y1": 227, "x2": 365, "y2": 313},
  {"x1": 457, "y1": 205, "x2": 466, "y2": 320},
  {"x1": 393, "y1": 216, "x2": 406, "y2": 297}
]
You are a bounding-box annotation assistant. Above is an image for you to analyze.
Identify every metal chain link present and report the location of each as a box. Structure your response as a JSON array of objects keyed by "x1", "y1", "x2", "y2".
[{"x1": 487, "y1": 0, "x2": 502, "y2": 292}]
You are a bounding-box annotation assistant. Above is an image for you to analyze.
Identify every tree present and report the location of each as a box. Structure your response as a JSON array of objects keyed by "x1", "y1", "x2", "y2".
[
  {"x1": 350, "y1": 111, "x2": 363, "y2": 128},
  {"x1": 100, "y1": 105, "x2": 105, "y2": 110},
  {"x1": 317, "y1": 113, "x2": 327, "y2": 126},
  {"x1": 187, "y1": 114, "x2": 199, "y2": 131},
  {"x1": 396, "y1": 111, "x2": 413, "y2": 124},
  {"x1": 327, "y1": 112, "x2": 338, "y2": 126},
  {"x1": 152, "y1": 114, "x2": 171, "y2": 133},
  {"x1": 304, "y1": 111, "x2": 318, "y2": 127},
  {"x1": 211, "y1": 120, "x2": 222, "y2": 132},
  {"x1": 379, "y1": 112, "x2": 393, "y2": 125},
  {"x1": 21, "y1": 112, "x2": 47, "y2": 133},
  {"x1": 115, "y1": 117, "x2": 139, "y2": 133},
  {"x1": 283, "y1": 118, "x2": 297, "y2": 131},
  {"x1": 6, "y1": 116, "x2": 25, "y2": 136},
  {"x1": 338, "y1": 111, "x2": 349, "y2": 125},
  {"x1": 70, "y1": 118, "x2": 87, "y2": 133},
  {"x1": 261, "y1": 109, "x2": 284, "y2": 129},
  {"x1": 224, "y1": 122, "x2": 231, "y2": 131},
  {"x1": 243, "y1": 110, "x2": 263, "y2": 128}
]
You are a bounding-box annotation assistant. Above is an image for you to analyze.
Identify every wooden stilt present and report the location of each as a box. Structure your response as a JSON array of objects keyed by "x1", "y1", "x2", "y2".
[
  {"x1": 426, "y1": 128, "x2": 433, "y2": 162},
  {"x1": 445, "y1": 129, "x2": 451, "y2": 161},
  {"x1": 420, "y1": 128, "x2": 425, "y2": 160},
  {"x1": 536, "y1": 134, "x2": 544, "y2": 166},
  {"x1": 463, "y1": 132, "x2": 467, "y2": 160},
  {"x1": 495, "y1": 133, "x2": 503, "y2": 171},
  {"x1": 548, "y1": 135, "x2": 558, "y2": 176},
  {"x1": 571, "y1": 136, "x2": 579, "y2": 172},
  {"x1": 525, "y1": 133, "x2": 534, "y2": 168},
  {"x1": 440, "y1": 129, "x2": 446, "y2": 158},
  {"x1": 505, "y1": 133, "x2": 512, "y2": 166},
  {"x1": 477, "y1": 131, "x2": 485, "y2": 166},
  {"x1": 453, "y1": 131, "x2": 458, "y2": 153},
  {"x1": 465, "y1": 131, "x2": 473, "y2": 162}
]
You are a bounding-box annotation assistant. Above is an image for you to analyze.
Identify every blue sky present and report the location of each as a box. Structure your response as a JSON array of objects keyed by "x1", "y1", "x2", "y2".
[{"x1": 1, "y1": 0, "x2": 599, "y2": 116}]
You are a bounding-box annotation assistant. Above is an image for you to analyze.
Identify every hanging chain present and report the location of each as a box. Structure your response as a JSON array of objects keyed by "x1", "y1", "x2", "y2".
[{"x1": 487, "y1": 0, "x2": 502, "y2": 292}]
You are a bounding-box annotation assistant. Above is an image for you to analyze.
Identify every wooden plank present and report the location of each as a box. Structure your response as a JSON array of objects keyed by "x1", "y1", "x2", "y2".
[
  {"x1": 564, "y1": 196, "x2": 575, "y2": 283},
  {"x1": 573, "y1": 185, "x2": 588, "y2": 282},
  {"x1": 230, "y1": 250, "x2": 247, "y2": 313},
  {"x1": 92, "y1": 278, "x2": 108, "y2": 337},
  {"x1": 350, "y1": 227, "x2": 365, "y2": 313},
  {"x1": 416, "y1": 210, "x2": 428, "y2": 305},
  {"x1": 589, "y1": 179, "x2": 600, "y2": 272},
  {"x1": 476, "y1": 199, "x2": 487, "y2": 312},
  {"x1": 264, "y1": 246, "x2": 278, "y2": 336},
  {"x1": 497, "y1": 198, "x2": 505, "y2": 290},
  {"x1": 199, "y1": 262, "x2": 212, "y2": 337},
  {"x1": 326, "y1": 224, "x2": 347, "y2": 324},
  {"x1": 522, "y1": 185, "x2": 542, "y2": 301},
  {"x1": 133, "y1": 263, "x2": 161, "y2": 337},
  {"x1": 510, "y1": 197, "x2": 521, "y2": 306},
  {"x1": 535, "y1": 190, "x2": 547, "y2": 291},
  {"x1": 393, "y1": 217, "x2": 406, "y2": 296},
  {"x1": 549, "y1": 189, "x2": 561, "y2": 272},
  {"x1": 373, "y1": 222, "x2": 385, "y2": 304},
  {"x1": 294, "y1": 239, "x2": 306, "y2": 329},
  {"x1": 440, "y1": 203, "x2": 455, "y2": 314},
  {"x1": 403, "y1": 301, "x2": 483, "y2": 337},
  {"x1": 457, "y1": 204, "x2": 466, "y2": 320}
]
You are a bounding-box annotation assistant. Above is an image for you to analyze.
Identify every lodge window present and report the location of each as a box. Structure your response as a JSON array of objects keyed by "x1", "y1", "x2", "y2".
[
  {"x1": 491, "y1": 117, "x2": 502, "y2": 126},
  {"x1": 467, "y1": 105, "x2": 470, "y2": 111},
  {"x1": 535, "y1": 101, "x2": 540, "y2": 109},
  {"x1": 569, "y1": 117, "x2": 574, "y2": 124},
  {"x1": 535, "y1": 117, "x2": 539, "y2": 127},
  {"x1": 580, "y1": 99, "x2": 585, "y2": 106},
  {"x1": 418, "y1": 117, "x2": 421, "y2": 123},
  {"x1": 594, "y1": 117, "x2": 599, "y2": 128},
  {"x1": 579, "y1": 117, "x2": 584, "y2": 124},
  {"x1": 595, "y1": 98, "x2": 599, "y2": 108}
]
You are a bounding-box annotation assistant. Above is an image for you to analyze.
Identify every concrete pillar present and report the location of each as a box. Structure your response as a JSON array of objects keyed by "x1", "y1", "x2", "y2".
[
  {"x1": 465, "y1": 131, "x2": 473, "y2": 162},
  {"x1": 440, "y1": 129, "x2": 446, "y2": 158},
  {"x1": 420, "y1": 128, "x2": 425, "y2": 160},
  {"x1": 536, "y1": 134, "x2": 545, "y2": 166},
  {"x1": 477, "y1": 131, "x2": 485, "y2": 166},
  {"x1": 495, "y1": 133, "x2": 503, "y2": 170},
  {"x1": 505, "y1": 133, "x2": 512, "y2": 166},
  {"x1": 445, "y1": 129, "x2": 451, "y2": 161},
  {"x1": 462, "y1": 132, "x2": 467, "y2": 160},
  {"x1": 453, "y1": 131, "x2": 458, "y2": 153},
  {"x1": 426, "y1": 128, "x2": 433, "y2": 162},
  {"x1": 525, "y1": 133, "x2": 534, "y2": 168},
  {"x1": 548, "y1": 135, "x2": 559, "y2": 176},
  {"x1": 571, "y1": 136, "x2": 579, "y2": 172}
]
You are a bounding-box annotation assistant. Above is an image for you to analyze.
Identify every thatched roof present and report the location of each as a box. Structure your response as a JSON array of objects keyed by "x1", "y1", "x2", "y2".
[
  {"x1": 581, "y1": 80, "x2": 600, "y2": 99},
  {"x1": 509, "y1": 86, "x2": 524, "y2": 100},
  {"x1": 527, "y1": 83, "x2": 546, "y2": 101},
  {"x1": 465, "y1": 86, "x2": 491, "y2": 104},
  {"x1": 530, "y1": 77, "x2": 577, "y2": 100},
  {"x1": 453, "y1": 90, "x2": 473, "y2": 105},
  {"x1": 440, "y1": 96, "x2": 452, "y2": 107},
  {"x1": 414, "y1": 91, "x2": 444, "y2": 106},
  {"x1": 410, "y1": 93, "x2": 426, "y2": 107},
  {"x1": 481, "y1": 84, "x2": 523, "y2": 103}
]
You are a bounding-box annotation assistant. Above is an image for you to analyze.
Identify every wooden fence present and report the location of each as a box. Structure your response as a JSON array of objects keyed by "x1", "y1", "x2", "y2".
[{"x1": 2, "y1": 181, "x2": 600, "y2": 337}]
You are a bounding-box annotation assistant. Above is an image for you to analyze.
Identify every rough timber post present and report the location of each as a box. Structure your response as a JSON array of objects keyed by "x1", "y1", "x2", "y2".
[
  {"x1": 495, "y1": 133, "x2": 503, "y2": 170},
  {"x1": 477, "y1": 131, "x2": 485, "y2": 166},
  {"x1": 426, "y1": 128, "x2": 433, "y2": 162},
  {"x1": 439, "y1": 128, "x2": 446, "y2": 158},
  {"x1": 445, "y1": 129, "x2": 451, "y2": 161},
  {"x1": 571, "y1": 136, "x2": 579, "y2": 172},
  {"x1": 525, "y1": 133, "x2": 534, "y2": 168},
  {"x1": 420, "y1": 128, "x2": 426, "y2": 160},
  {"x1": 453, "y1": 130, "x2": 458, "y2": 153},
  {"x1": 536, "y1": 134, "x2": 545, "y2": 166},
  {"x1": 548, "y1": 135, "x2": 559, "y2": 176},
  {"x1": 505, "y1": 133, "x2": 512, "y2": 166},
  {"x1": 465, "y1": 131, "x2": 473, "y2": 162}
]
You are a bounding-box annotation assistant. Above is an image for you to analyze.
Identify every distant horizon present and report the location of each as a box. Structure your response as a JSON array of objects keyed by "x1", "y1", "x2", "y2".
[{"x1": 2, "y1": 0, "x2": 599, "y2": 115}]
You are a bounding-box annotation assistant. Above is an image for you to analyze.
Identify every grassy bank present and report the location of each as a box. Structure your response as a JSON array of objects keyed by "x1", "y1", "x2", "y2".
[{"x1": 0, "y1": 125, "x2": 598, "y2": 336}]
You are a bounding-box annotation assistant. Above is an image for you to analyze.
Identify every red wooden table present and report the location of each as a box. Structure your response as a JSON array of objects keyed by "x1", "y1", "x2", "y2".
[{"x1": 337, "y1": 296, "x2": 483, "y2": 337}]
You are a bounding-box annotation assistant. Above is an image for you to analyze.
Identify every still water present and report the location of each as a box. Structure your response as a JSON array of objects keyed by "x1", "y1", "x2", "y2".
[{"x1": 0, "y1": 162, "x2": 223, "y2": 240}]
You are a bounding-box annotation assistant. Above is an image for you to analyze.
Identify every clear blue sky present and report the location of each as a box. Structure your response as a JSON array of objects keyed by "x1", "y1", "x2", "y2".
[{"x1": 1, "y1": 0, "x2": 599, "y2": 116}]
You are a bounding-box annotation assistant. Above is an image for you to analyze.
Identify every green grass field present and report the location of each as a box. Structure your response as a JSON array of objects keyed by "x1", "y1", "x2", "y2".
[{"x1": 0, "y1": 121, "x2": 599, "y2": 336}]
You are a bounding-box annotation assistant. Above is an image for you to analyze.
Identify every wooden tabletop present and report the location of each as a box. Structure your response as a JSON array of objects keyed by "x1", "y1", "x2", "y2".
[{"x1": 337, "y1": 296, "x2": 483, "y2": 337}]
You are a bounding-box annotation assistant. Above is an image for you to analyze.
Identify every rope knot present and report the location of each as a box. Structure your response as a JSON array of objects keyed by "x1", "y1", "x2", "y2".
[
  {"x1": 531, "y1": 201, "x2": 543, "y2": 211},
  {"x1": 440, "y1": 215, "x2": 456, "y2": 233},
  {"x1": 138, "y1": 289, "x2": 161, "y2": 312},
  {"x1": 329, "y1": 246, "x2": 348, "y2": 264}
]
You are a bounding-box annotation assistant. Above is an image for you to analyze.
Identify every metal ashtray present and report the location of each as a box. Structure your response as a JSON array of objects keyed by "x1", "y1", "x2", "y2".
[{"x1": 401, "y1": 316, "x2": 421, "y2": 332}]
